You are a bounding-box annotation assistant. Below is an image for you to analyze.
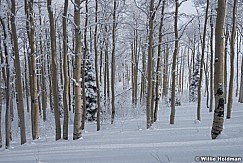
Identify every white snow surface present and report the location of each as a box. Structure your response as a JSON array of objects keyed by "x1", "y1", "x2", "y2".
[{"x1": 0, "y1": 100, "x2": 243, "y2": 163}]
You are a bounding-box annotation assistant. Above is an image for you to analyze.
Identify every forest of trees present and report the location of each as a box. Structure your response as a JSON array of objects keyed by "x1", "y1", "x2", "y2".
[{"x1": 0, "y1": 0, "x2": 243, "y2": 148}]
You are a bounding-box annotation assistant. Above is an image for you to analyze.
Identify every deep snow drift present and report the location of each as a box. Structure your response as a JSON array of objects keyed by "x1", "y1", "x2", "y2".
[{"x1": 0, "y1": 100, "x2": 242, "y2": 163}]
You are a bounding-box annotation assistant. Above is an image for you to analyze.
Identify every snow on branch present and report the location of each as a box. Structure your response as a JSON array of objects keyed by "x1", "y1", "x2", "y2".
[{"x1": 70, "y1": 77, "x2": 82, "y2": 87}]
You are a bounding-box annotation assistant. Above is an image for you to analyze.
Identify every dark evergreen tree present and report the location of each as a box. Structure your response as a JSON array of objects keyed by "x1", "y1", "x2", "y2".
[{"x1": 85, "y1": 52, "x2": 98, "y2": 121}]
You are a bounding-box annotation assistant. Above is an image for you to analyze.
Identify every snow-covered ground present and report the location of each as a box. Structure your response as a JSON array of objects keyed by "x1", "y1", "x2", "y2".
[{"x1": 0, "y1": 99, "x2": 243, "y2": 163}]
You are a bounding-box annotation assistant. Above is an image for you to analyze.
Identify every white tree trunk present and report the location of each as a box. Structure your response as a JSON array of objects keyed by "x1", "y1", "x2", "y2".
[
  {"x1": 73, "y1": 0, "x2": 83, "y2": 140},
  {"x1": 211, "y1": 0, "x2": 226, "y2": 139},
  {"x1": 227, "y1": 0, "x2": 238, "y2": 119}
]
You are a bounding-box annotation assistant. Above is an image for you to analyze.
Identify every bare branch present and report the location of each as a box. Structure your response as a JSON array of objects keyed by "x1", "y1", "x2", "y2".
[{"x1": 179, "y1": 0, "x2": 187, "y2": 7}]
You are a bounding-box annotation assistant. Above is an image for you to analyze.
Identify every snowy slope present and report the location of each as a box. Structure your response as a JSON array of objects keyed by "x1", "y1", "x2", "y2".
[{"x1": 0, "y1": 100, "x2": 242, "y2": 163}]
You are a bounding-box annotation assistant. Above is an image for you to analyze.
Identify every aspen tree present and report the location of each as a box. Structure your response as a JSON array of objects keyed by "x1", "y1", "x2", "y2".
[
  {"x1": 104, "y1": 40, "x2": 107, "y2": 112},
  {"x1": 146, "y1": 0, "x2": 155, "y2": 128},
  {"x1": 179, "y1": 48, "x2": 185, "y2": 95},
  {"x1": 37, "y1": 4, "x2": 47, "y2": 121},
  {"x1": 204, "y1": 45, "x2": 210, "y2": 108},
  {"x1": 104, "y1": 25, "x2": 110, "y2": 114},
  {"x1": 104, "y1": 28, "x2": 108, "y2": 113},
  {"x1": 170, "y1": 0, "x2": 179, "y2": 124},
  {"x1": 0, "y1": 12, "x2": 11, "y2": 148},
  {"x1": 197, "y1": 0, "x2": 209, "y2": 121},
  {"x1": 154, "y1": 0, "x2": 165, "y2": 122},
  {"x1": 58, "y1": 29, "x2": 63, "y2": 88},
  {"x1": 43, "y1": 19, "x2": 53, "y2": 113},
  {"x1": 62, "y1": 0, "x2": 69, "y2": 140},
  {"x1": 71, "y1": 28, "x2": 75, "y2": 113},
  {"x1": 23, "y1": 42, "x2": 30, "y2": 113},
  {"x1": 111, "y1": 0, "x2": 117, "y2": 124},
  {"x1": 187, "y1": 46, "x2": 191, "y2": 91},
  {"x1": 81, "y1": 0, "x2": 88, "y2": 130},
  {"x1": 224, "y1": 27, "x2": 229, "y2": 104},
  {"x1": 131, "y1": 30, "x2": 136, "y2": 105},
  {"x1": 47, "y1": 0, "x2": 61, "y2": 140},
  {"x1": 162, "y1": 45, "x2": 169, "y2": 99},
  {"x1": 132, "y1": 41, "x2": 135, "y2": 104},
  {"x1": 227, "y1": 0, "x2": 238, "y2": 119},
  {"x1": 41, "y1": 53, "x2": 47, "y2": 122},
  {"x1": 94, "y1": 0, "x2": 101, "y2": 131},
  {"x1": 35, "y1": 13, "x2": 42, "y2": 116},
  {"x1": 181, "y1": 48, "x2": 186, "y2": 94},
  {"x1": 140, "y1": 45, "x2": 146, "y2": 103},
  {"x1": 135, "y1": 36, "x2": 140, "y2": 103},
  {"x1": 5, "y1": 45, "x2": 11, "y2": 148},
  {"x1": 131, "y1": 21, "x2": 139, "y2": 107},
  {"x1": 25, "y1": 0, "x2": 33, "y2": 129},
  {"x1": 10, "y1": 0, "x2": 26, "y2": 144},
  {"x1": 10, "y1": 83, "x2": 14, "y2": 122},
  {"x1": 25, "y1": 0, "x2": 40, "y2": 140},
  {"x1": 150, "y1": 48, "x2": 155, "y2": 123},
  {"x1": 73, "y1": 0, "x2": 83, "y2": 140},
  {"x1": 0, "y1": 40, "x2": 6, "y2": 86},
  {"x1": 99, "y1": 43, "x2": 103, "y2": 86},
  {"x1": 235, "y1": 32, "x2": 240, "y2": 97},
  {"x1": 211, "y1": 0, "x2": 226, "y2": 139},
  {"x1": 134, "y1": 34, "x2": 139, "y2": 107},
  {"x1": 209, "y1": 8, "x2": 214, "y2": 112}
]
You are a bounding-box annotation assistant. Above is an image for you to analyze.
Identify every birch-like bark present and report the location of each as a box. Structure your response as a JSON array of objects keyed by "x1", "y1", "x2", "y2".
[
  {"x1": 132, "y1": 26, "x2": 139, "y2": 106},
  {"x1": 140, "y1": 45, "x2": 146, "y2": 103},
  {"x1": 0, "y1": 15, "x2": 11, "y2": 148},
  {"x1": 209, "y1": 9, "x2": 214, "y2": 112},
  {"x1": 47, "y1": 0, "x2": 61, "y2": 140},
  {"x1": 23, "y1": 42, "x2": 30, "y2": 113},
  {"x1": 62, "y1": 0, "x2": 69, "y2": 140},
  {"x1": 105, "y1": 26, "x2": 110, "y2": 113},
  {"x1": 94, "y1": 0, "x2": 101, "y2": 131},
  {"x1": 5, "y1": 51, "x2": 10, "y2": 149},
  {"x1": 132, "y1": 43, "x2": 135, "y2": 104},
  {"x1": 37, "y1": 7, "x2": 47, "y2": 121},
  {"x1": 81, "y1": 0, "x2": 88, "y2": 130},
  {"x1": 111, "y1": 0, "x2": 117, "y2": 124},
  {"x1": 227, "y1": 0, "x2": 237, "y2": 119},
  {"x1": 154, "y1": 0, "x2": 165, "y2": 122},
  {"x1": 197, "y1": 0, "x2": 209, "y2": 121},
  {"x1": 44, "y1": 21, "x2": 53, "y2": 112},
  {"x1": 162, "y1": 45, "x2": 169, "y2": 99},
  {"x1": 170, "y1": 0, "x2": 179, "y2": 124},
  {"x1": 224, "y1": 27, "x2": 229, "y2": 104},
  {"x1": 104, "y1": 38, "x2": 107, "y2": 112},
  {"x1": 211, "y1": 0, "x2": 226, "y2": 139},
  {"x1": 25, "y1": 0, "x2": 40, "y2": 140},
  {"x1": 10, "y1": 0, "x2": 26, "y2": 144},
  {"x1": 0, "y1": 41, "x2": 6, "y2": 85},
  {"x1": 41, "y1": 53, "x2": 47, "y2": 122},
  {"x1": 146, "y1": 0, "x2": 155, "y2": 128},
  {"x1": 73, "y1": 0, "x2": 83, "y2": 140},
  {"x1": 235, "y1": 32, "x2": 240, "y2": 97}
]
